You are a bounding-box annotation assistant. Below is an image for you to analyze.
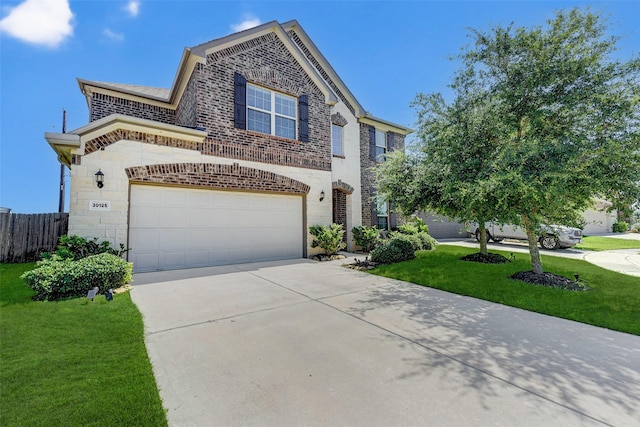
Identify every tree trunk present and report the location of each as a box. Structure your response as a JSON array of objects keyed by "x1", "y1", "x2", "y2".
[
  {"x1": 523, "y1": 215, "x2": 544, "y2": 274},
  {"x1": 479, "y1": 225, "x2": 489, "y2": 255}
]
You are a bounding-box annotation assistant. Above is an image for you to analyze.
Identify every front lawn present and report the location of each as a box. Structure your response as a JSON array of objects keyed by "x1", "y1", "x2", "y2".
[
  {"x1": 0, "y1": 263, "x2": 167, "y2": 426},
  {"x1": 371, "y1": 245, "x2": 640, "y2": 336},
  {"x1": 575, "y1": 235, "x2": 640, "y2": 251}
]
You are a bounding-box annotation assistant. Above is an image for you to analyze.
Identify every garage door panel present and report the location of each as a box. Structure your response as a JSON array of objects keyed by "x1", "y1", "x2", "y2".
[
  {"x1": 129, "y1": 186, "x2": 303, "y2": 272},
  {"x1": 130, "y1": 206, "x2": 161, "y2": 228}
]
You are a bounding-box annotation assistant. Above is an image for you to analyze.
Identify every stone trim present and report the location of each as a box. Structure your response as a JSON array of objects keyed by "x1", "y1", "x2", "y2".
[
  {"x1": 125, "y1": 162, "x2": 311, "y2": 194},
  {"x1": 84, "y1": 129, "x2": 331, "y2": 171},
  {"x1": 332, "y1": 179, "x2": 354, "y2": 194},
  {"x1": 331, "y1": 112, "x2": 348, "y2": 127}
]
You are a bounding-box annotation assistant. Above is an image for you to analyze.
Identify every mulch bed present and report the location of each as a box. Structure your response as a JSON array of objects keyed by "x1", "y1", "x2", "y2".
[
  {"x1": 511, "y1": 271, "x2": 590, "y2": 291},
  {"x1": 343, "y1": 257, "x2": 380, "y2": 271},
  {"x1": 310, "y1": 254, "x2": 347, "y2": 262},
  {"x1": 461, "y1": 253, "x2": 510, "y2": 264}
]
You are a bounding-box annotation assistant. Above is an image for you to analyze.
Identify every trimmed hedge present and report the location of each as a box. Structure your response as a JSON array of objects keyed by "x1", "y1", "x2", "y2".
[
  {"x1": 21, "y1": 253, "x2": 133, "y2": 301},
  {"x1": 370, "y1": 235, "x2": 417, "y2": 264}
]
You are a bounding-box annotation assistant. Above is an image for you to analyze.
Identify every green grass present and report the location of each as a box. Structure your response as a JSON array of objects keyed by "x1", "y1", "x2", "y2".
[
  {"x1": 371, "y1": 245, "x2": 640, "y2": 336},
  {"x1": 575, "y1": 235, "x2": 640, "y2": 251},
  {"x1": 0, "y1": 263, "x2": 167, "y2": 427}
]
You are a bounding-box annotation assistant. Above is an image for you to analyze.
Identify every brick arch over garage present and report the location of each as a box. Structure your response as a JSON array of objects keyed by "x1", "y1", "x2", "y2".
[{"x1": 125, "y1": 162, "x2": 310, "y2": 194}]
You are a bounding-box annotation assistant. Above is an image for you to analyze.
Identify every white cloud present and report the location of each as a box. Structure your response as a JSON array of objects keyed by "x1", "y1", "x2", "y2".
[
  {"x1": 103, "y1": 28, "x2": 124, "y2": 42},
  {"x1": 230, "y1": 15, "x2": 261, "y2": 33},
  {"x1": 125, "y1": 1, "x2": 140, "y2": 17},
  {"x1": 0, "y1": 0, "x2": 73, "y2": 48}
]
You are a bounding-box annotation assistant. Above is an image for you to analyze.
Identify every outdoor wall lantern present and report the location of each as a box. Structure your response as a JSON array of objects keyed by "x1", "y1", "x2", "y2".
[
  {"x1": 95, "y1": 170, "x2": 104, "y2": 188},
  {"x1": 319, "y1": 190, "x2": 325, "y2": 202}
]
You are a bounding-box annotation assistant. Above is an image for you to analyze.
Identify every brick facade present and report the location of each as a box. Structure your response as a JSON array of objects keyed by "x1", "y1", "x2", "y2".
[
  {"x1": 359, "y1": 123, "x2": 406, "y2": 227},
  {"x1": 195, "y1": 33, "x2": 331, "y2": 172},
  {"x1": 90, "y1": 93, "x2": 175, "y2": 124},
  {"x1": 125, "y1": 163, "x2": 310, "y2": 194}
]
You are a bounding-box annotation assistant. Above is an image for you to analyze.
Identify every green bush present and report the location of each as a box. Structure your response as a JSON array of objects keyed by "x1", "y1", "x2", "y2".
[
  {"x1": 397, "y1": 216, "x2": 430, "y2": 235},
  {"x1": 370, "y1": 235, "x2": 417, "y2": 264},
  {"x1": 415, "y1": 231, "x2": 437, "y2": 250},
  {"x1": 310, "y1": 224, "x2": 346, "y2": 255},
  {"x1": 612, "y1": 222, "x2": 629, "y2": 233},
  {"x1": 43, "y1": 234, "x2": 128, "y2": 261},
  {"x1": 352, "y1": 225, "x2": 380, "y2": 252},
  {"x1": 21, "y1": 253, "x2": 133, "y2": 301}
]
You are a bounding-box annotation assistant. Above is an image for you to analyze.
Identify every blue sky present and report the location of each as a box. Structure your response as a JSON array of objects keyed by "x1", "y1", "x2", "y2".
[{"x1": 1, "y1": 0, "x2": 638, "y2": 213}]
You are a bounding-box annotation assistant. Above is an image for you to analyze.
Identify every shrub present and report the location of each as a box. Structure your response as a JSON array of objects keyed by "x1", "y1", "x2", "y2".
[
  {"x1": 370, "y1": 235, "x2": 417, "y2": 264},
  {"x1": 310, "y1": 224, "x2": 346, "y2": 256},
  {"x1": 21, "y1": 253, "x2": 133, "y2": 301},
  {"x1": 352, "y1": 225, "x2": 380, "y2": 252},
  {"x1": 612, "y1": 222, "x2": 629, "y2": 233},
  {"x1": 630, "y1": 223, "x2": 640, "y2": 233},
  {"x1": 43, "y1": 234, "x2": 128, "y2": 261},
  {"x1": 415, "y1": 231, "x2": 437, "y2": 251},
  {"x1": 397, "y1": 216, "x2": 429, "y2": 235}
]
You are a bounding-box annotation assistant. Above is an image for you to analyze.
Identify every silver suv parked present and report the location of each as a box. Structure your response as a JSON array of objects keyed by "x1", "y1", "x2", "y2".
[{"x1": 474, "y1": 223, "x2": 582, "y2": 250}]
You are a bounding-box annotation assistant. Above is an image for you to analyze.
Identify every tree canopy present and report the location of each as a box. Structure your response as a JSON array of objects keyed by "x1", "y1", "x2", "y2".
[{"x1": 375, "y1": 8, "x2": 640, "y2": 274}]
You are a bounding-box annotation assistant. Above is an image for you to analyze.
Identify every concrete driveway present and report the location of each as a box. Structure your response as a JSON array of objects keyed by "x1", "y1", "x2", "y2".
[{"x1": 132, "y1": 258, "x2": 640, "y2": 426}]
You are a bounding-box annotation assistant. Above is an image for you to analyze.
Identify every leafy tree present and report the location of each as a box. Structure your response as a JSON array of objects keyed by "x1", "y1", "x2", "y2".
[
  {"x1": 378, "y1": 8, "x2": 640, "y2": 274},
  {"x1": 376, "y1": 89, "x2": 507, "y2": 255}
]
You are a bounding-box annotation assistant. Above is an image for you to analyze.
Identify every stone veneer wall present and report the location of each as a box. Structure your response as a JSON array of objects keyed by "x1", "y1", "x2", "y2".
[
  {"x1": 359, "y1": 124, "x2": 405, "y2": 227},
  {"x1": 90, "y1": 92, "x2": 175, "y2": 124}
]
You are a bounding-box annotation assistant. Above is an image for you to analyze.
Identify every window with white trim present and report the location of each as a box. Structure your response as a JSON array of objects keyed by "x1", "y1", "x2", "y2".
[
  {"x1": 375, "y1": 129, "x2": 387, "y2": 162},
  {"x1": 376, "y1": 197, "x2": 389, "y2": 230},
  {"x1": 332, "y1": 124, "x2": 344, "y2": 156},
  {"x1": 247, "y1": 84, "x2": 297, "y2": 139}
]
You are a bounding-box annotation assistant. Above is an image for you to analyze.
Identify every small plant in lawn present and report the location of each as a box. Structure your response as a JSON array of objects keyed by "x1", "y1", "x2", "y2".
[
  {"x1": 352, "y1": 225, "x2": 380, "y2": 252},
  {"x1": 310, "y1": 224, "x2": 346, "y2": 256}
]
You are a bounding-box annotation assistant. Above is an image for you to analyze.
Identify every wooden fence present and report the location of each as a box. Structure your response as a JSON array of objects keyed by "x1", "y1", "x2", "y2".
[{"x1": 0, "y1": 212, "x2": 69, "y2": 263}]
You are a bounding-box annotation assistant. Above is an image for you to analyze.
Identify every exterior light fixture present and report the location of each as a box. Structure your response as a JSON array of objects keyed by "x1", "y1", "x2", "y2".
[
  {"x1": 95, "y1": 170, "x2": 104, "y2": 188},
  {"x1": 320, "y1": 190, "x2": 325, "y2": 202}
]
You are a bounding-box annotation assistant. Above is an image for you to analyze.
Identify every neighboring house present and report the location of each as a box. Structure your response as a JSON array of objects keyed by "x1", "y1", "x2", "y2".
[
  {"x1": 45, "y1": 20, "x2": 411, "y2": 272},
  {"x1": 582, "y1": 199, "x2": 618, "y2": 234}
]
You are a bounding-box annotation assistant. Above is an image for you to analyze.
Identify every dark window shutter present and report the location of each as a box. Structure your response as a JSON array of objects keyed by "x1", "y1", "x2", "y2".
[
  {"x1": 370, "y1": 187, "x2": 377, "y2": 227},
  {"x1": 369, "y1": 126, "x2": 376, "y2": 161},
  {"x1": 298, "y1": 94, "x2": 309, "y2": 142},
  {"x1": 389, "y1": 202, "x2": 397, "y2": 230},
  {"x1": 233, "y1": 72, "x2": 246, "y2": 129},
  {"x1": 387, "y1": 132, "x2": 395, "y2": 152}
]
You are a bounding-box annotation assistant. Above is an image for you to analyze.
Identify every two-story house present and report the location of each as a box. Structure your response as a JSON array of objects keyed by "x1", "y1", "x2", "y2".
[{"x1": 45, "y1": 20, "x2": 411, "y2": 272}]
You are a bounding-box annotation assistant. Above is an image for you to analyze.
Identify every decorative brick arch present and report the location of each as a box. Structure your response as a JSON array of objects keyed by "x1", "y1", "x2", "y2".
[
  {"x1": 332, "y1": 179, "x2": 354, "y2": 194},
  {"x1": 125, "y1": 162, "x2": 310, "y2": 194}
]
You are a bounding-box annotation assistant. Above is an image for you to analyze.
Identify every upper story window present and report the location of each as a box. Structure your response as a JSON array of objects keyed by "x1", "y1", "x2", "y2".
[
  {"x1": 369, "y1": 125, "x2": 394, "y2": 163},
  {"x1": 375, "y1": 129, "x2": 387, "y2": 161},
  {"x1": 332, "y1": 124, "x2": 344, "y2": 157},
  {"x1": 247, "y1": 84, "x2": 297, "y2": 139},
  {"x1": 234, "y1": 73, "x2": 309, "y2": 142}
]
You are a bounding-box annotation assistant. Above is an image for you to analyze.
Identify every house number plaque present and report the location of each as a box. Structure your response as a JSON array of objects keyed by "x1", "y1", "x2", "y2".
[{"x1": 89, "y1": 200, "x2": 111, "y2": 211}]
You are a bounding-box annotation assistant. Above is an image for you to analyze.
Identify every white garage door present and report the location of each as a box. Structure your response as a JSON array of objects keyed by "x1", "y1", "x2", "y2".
[{"x1": 129, "y1": 185, "x2": 303, "y2": 272}]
